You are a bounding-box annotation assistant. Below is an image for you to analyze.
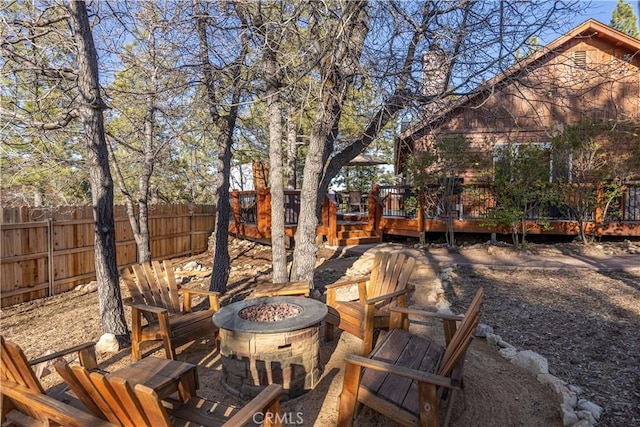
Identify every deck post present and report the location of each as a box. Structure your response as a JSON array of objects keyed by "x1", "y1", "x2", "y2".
[
  {"x1": 257, "y1": 188, "x2": 271, "y2": 239},
  {"x1": 231, "y1": 190, "x2": 241, "y2": 236},
  {"x1": 418, "y1": 188, "x2": 426, "y2": 243},
  {"x1": 328, "y1": 195, "x2": 338, "y2": 245},
  {"x1": 369, "y1": 185, "x2": 382, "y2": 237}
]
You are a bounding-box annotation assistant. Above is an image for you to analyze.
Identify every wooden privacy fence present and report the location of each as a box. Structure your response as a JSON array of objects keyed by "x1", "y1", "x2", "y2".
[{"x1": 1, "y1": 204, "x2": 215, "y2": 308}]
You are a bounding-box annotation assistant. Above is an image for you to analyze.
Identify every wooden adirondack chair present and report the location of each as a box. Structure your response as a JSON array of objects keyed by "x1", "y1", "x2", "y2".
[
  {"x1": 251, "y1": 280, "x2": 310, "y2": 298},
  {"x1": 55, "y1": 361, "x2": 283, "y2": 427},
  {"x1": 337, "y1": 288, "x2": 485, "y2": 427},
  {"x1": 0, "y1": 336, "x2": 113, "y2": 427},
  {"x1": 325, "y1": 252, "x2": 417, "y2": 355},
  {"x1": 120, "y1": 260, "x2": 221, "y2": 360}
]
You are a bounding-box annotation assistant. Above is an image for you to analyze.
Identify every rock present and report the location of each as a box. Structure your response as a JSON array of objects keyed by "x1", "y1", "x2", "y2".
[
  {"x1": 474, "y1": 323, "x2": 494, "y2": 337},
  {"x1": 498, "y1": 347, "x2": 518, "y2": 360},
  {"x1": 560, "y1": 403, "x2": 579, "y2": 426},
  {"x1": 96, "y1": 333, "x2": 119, "y2": 354},
  {"x1": 487, "y1": 246, "x2": 497, "y2": 255},
  {"x1": 536, "y1": 376, "x2": 577, "y2": 407},
  {"x1": 512, "y1": 350, "x2": 548, "y2": 375},
  {"x1": 570, "y1": 421, "x2": 593, "y2": 427},
  {"x1": 33, "y1": 351, "x2": 66, "y2": 379},
  {"x1": 435, "y1": 301, "x2": 452, "y2": 314},
  {"x1": 335, "y1": 284, "x2": 359, "y2": 301},
  {"x1": 486, "y1": 333, "x2": 516, "y2": 350},
  {"x1": 576, "y1": 400, "x2": 602, "y2": 421},
  {"x1": 560, "y1": 389, "x2": 578, "y2": 408},
  {"x1": 426, "y1": 292, "x2": 438, "y2": 303},
  {"x1": 183, "y1": 261, "x2": 200, "y2": 271},
  {"x1": 575, "y1": 410, "x2": 596, "y2": 425},
  {"x1": 310, "y1": 289, "x2": 322, "y2": 300},
  {"x1": 439, "y1": 267, "x2": 454, "y2": 281},
  {"x1": 84, "y1": 281, "x2": 98, "y2": 293},
  {"x1": 435, "y1": 300, "x2": 450, "y2": 311},
  {"x1": 486, "y1": 333, "x2": 502, "y2": 347},
  {"x1": 568, "y1": 384, "x2": 584, "y2": 395}
]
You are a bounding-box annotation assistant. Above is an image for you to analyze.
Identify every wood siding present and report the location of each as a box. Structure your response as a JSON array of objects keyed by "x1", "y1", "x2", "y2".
[{"x1": 399, "y1": 21, "x2": 640, "y2": 185}]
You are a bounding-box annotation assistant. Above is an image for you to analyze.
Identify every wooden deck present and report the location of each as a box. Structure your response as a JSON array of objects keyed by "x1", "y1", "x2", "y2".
[{"x1": 228, "y1": 184, "x2": 640, "y2": 246}]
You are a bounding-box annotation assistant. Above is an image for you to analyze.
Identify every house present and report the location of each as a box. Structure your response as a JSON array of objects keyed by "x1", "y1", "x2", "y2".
[
  {"x1": 395, "y1": 19, "x2": 640, "y2": 237},
  {"x1": 228, "y1": 20, "x2": 639, "y2": 246}
]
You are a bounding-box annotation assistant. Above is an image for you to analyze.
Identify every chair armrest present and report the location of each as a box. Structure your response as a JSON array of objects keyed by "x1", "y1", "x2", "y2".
[
  {"x1": 180, "y1": 288, "x2": 221, "y2": 312},
  {"x1": 389, "y1": 306, "x2": 465, "y2": 321},
  {"x1": 364, "y1": 288, "x2": 413, "y2": 305},
  {"x1": 324, "y1": 276, "x2": 369, "y2": 290},
  {"x1": 2, "y1": 382, "x2": 116, "y2": 427},
  {"x1": 344, "y1": 354, "x2": 457, "y2": 389},
  {"x1": 28, "y1": 342, "x2": 96, "y2": 366},
  {"x1": 126, "y1": 302, "x2": 169, "y2": 315},
  {"x1": 179, "y1": 289, "x2": 221, "y2": 297},
  {"x1": 222, "y1": 384, "x2": 282, "y2": 427}
]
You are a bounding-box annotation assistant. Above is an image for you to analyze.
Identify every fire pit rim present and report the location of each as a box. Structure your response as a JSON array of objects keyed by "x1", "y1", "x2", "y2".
[{"x1": 212, "y1": 296, "x2": 327, "y2": 333}]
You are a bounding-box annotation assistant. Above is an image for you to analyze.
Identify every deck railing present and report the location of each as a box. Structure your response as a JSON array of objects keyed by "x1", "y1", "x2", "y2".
[{"x1": 228, "y1": 182, "x2": 640, "y2": 243}]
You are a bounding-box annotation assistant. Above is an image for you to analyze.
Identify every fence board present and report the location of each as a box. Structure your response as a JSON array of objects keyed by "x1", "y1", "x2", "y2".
[{"x1": 1, "y1": 204, "x2": 215, "y2": 307}]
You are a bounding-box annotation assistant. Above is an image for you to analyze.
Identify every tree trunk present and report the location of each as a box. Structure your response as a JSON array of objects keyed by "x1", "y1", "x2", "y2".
[
  {"x1": 291, "y1": 102, "x2": 340, "y2": 284},
  {"x1": 286, "y1": 108, "x2": 298, "y2": 189},
  {"x1": 291, "y1": 1, "x2": 370, "y2": 285},
  {"x1": 68, "y1": 1, "x2": 129, "y2": 344},
  {"x1": 135, "y1": 62, "x2": 157, "y2": 264},
  {"x1": 209, "y1": 128, "x2": 233, "y2": 293},
  {"x1": 267, "y1": 75, "x2": 287, "y2": 283},
  {"x1": 195, "y1": 1, "x2": 247, "y2": 293}
]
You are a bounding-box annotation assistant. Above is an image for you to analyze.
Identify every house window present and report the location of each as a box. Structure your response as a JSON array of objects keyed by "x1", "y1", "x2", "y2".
[
  {"x1": 494, "y1": 142, "x2": 572, "y2": 183},
  {"x1": 573, "y1": 50, "x2": 587, "y2": 69},
  {"x1": 493, "y1": 142, "x2": 552, "y2": 183}
]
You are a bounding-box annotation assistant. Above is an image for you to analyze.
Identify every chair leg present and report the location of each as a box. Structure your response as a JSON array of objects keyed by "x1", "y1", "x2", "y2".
[
  {"x1": 131, "y1": 309, "x2": 142, "y2": 361},
  {"x1": 131, "y1": 340, "x2": 140, "y2": 361},
  {"x1": 161, "y1": 335, "x2": 175, "y2": 360},
  {"x1": 337, "y1": 360, "x2": 361, "y2": 427},
  {"x1": 325, "y1": 322, "x2": 334, "y2": 342},
  {"x1": 443, "y1": 389, "x2": 459, "y2": 427},
  {"x1": 418, "y1": 382, "x2": 439, "y2": 427}
]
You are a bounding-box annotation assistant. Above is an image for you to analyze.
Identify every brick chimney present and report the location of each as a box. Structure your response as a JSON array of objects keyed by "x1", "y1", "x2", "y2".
[{"x1": 421, "y1": 46, "x2": 449, "y2": 117}]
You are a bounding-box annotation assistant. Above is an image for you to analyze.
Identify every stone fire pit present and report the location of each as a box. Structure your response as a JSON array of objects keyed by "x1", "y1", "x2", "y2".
[{"x1": 212, "y1": 296, "x2": 327, "y2": 399}]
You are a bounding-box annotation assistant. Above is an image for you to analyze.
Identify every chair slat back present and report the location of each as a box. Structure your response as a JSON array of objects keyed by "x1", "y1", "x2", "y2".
[
  {"x1": 55, "y1": 362, "x2": 150, "y2": 427},
  {"x1": 151, "y1": 261, "x2": 173, "y2": 311},
  {"x1": 161, "y1": 260, "x2": 182, "y2": 313},
  {"x1": 131, "y1": 264, "x2": 159, "y2": 308},
  {"x1": 367, "y1": 252, "x2": 416, "y2": 300},
  {"x1": 121, "y1": 261, "x2": 181, "y2": 314},
  {"x1": 132, "y1": 384, "x2": 173, "y2": 426},
  {"x1": 0, "y1": 336, "x2": 44, "y2": 393},
  {"x1": 438, "y1": 288, "x2": 484, "y2": 377}
]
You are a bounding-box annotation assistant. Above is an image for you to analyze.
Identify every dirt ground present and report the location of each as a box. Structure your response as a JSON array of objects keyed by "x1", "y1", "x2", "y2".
[{"x1": 1, "y1": 238, "x2": 638, "y2": 426}]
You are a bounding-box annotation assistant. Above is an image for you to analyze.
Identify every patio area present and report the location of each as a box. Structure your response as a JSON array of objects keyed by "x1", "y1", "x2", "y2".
[{"x1": 4, "y1": 239, "x2": 636, "y2": 425}]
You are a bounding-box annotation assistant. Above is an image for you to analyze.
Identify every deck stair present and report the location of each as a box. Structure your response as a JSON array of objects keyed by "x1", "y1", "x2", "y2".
[{"x1": 334, "y1": 220, "x2": 382, "y2": 246}]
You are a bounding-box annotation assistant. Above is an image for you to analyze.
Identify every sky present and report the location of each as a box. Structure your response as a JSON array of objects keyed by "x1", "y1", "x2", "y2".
[{"x1": 566, "y1": 0, "x2": 640, "y2": 38}]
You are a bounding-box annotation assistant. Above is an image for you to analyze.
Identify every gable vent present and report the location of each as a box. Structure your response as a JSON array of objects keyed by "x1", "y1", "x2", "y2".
[{"x1": 573, "y1": 50, "x2": 587, "y2": 69}]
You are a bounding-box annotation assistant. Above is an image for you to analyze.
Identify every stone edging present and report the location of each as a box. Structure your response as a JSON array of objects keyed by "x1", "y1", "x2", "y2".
[{"x1": 437, "y1": 266, "x2": 603, "y2": 427}]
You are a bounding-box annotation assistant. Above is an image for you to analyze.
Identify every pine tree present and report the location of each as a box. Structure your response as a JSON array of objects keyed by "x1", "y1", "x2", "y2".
[{"x1": 610, "y1": 0, "x2": 639, "y2": 38}]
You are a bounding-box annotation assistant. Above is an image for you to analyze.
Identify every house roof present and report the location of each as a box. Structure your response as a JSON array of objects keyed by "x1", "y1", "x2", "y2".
[{"x1": 398, "y1": 19, "x2": 640, "y2": 142}]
